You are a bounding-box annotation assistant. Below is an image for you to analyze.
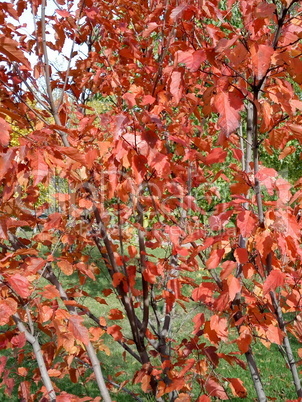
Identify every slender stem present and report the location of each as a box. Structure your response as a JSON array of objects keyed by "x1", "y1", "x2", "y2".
[
  {"x1": 13, "y1": 313, "x2": 56, "y2": 402},
  {"x1": 41, "y1": 0, "x2": 69, "y2": 147},
  {"x1": 137, "y1": 204, "x2": 149, "y2": 339}
]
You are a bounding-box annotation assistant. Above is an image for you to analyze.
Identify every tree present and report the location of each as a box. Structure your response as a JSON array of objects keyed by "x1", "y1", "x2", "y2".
[{"x1": 0, "y1": 0, "x2": 302, "y2": 401}]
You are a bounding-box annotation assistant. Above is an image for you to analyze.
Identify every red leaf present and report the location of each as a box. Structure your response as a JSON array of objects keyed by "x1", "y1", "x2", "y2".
[
  {"x1": 279, "y1": 145, "x2": 296, "y2": 160},
  {"x1": 132, "y1": 154, "x2": 147, "y2": 184},
  {"x1": 256, "y1": 167, "x2": 278, "y2": 195},
  {"x1": 176, "y1": 49, "x2": 206, "y2": 72},
  {"x1": 165, "y1": 225, "x2": 184, "y2": 246},
  {"x1": 183, "y1": 229, "x2": 205, "y2": 244},
  {"x1": 254, "y1": 229, "x2": 273, "y2": 259},
  {"x1": 192, "y1": 283, "x2": 215, "y2": 303},
  {"x1": 56, "y1": 9, "x2": 71, "y2": 17},
  {"x1": 47, "y1": 369, "x2": 62, "y2": 377},
  {"x1": 266, "y1": 324, "x2": 284, "y2": 345},
  {"x1": 41, "y1": 285, "x2": 60, "y2": 299},
  {"x1": 236, "y1": 330, "x2": 252, "y2": 353},
  {"x1": 263, "y1": 270, "x2": 286, "y2": 295},
  {"x1": 234, "y1": 248, "x2": 249, "y2": 264},
  {"x1": 108, "y1": 309, "x2": 123, "y2": 320},
  {"x1": 6, "y1": 274, "x2": 30, "y2": 298},
  {"x1": 214, "y1": 91, "x2": 243, "y2": 136},
  {"x1": 227, "y1": 378, "x2": 247, "y2": 398},
  {"x1": 57, "y1": 147, "x2": 86, "y2": 165},
  {"x1": 170, "y1": 4, "x2": 188, "y2": 21},
  {"x1": 30, "y1": 152, "x2": 48, "y2": 185},
  {"x1": 128, "y1": 245, "x2": 137, "y2": 258},
  {"x1": 206, "y1": 249, "x2": 224, "y2": 269},
  {"x1": 210, "y1": 315, "x2": 228, "y2": 341},
  {"x1": 0, "y1": 118, "x2": 10, "y2": 147},
  {"x1": 141, "y1": 95, "x2": 156, "y2": 105},
  {"x1": 44, "y1": 213, "x2": 62, "y2": 230},
  {"x1": 75, "y1": 262, "x2": 95, "y2": 281},
  {"x1": 191, "y1": 50, "x2": 206, "y2": 71},
  {"x1": 112, "y1": 272, "x2": 125, "y2": 287},
  {"x1": 0, "y1": 216, "x2": 8, "y2": 239},
  {"x1": 25, "y1": 257, "x2": 45, "y2": 274},
  {"x1": 0, "y1": 149, "x2": 15, "y2": 181},
  {"x1": 57, "y1": 259, "x2": 74, "y2": 276},
  {"x1": 276, "y1": 177, "x2": 291, "y2": 203},
  {"x1": 193, "y1": 313, "x2": 205, "y2": 334},
  {"x1": 11, "y1": 333, "x2": 26, "y2": 348},
  {"x1": 170, "y1": 71, "x2": 183, "y2": 105},
  {"x1": 107, "y1": 325, "x2": 123, "y2": 341},
  {"x1": 227, "y1": 275, "x2": 241, "y2": 301},
  {"x1": 237, "y1": 210, "x2": 257, "y2": 238},
  {"x1": 205, "y1": 377, "x2": 228, "y2": 400},
  {"x1": 0, "y1": 298, "x2": 17, "y2": 325},
  {"x1": 251, "y1": 44, "x2": 274, "y2": 80},
  {"x1": 176, "y1": 50, "x2": 193, "y2": 67},
  {"x1": 68, "y1": 316, "x2": 89, "y2": 345},
  {"x1": 220, "y1": 261, "x2": 236, "y2": 280},
  {"x1": 203, "y1": 148, "x2": 227, "y2": 165},
  {"x1": 142, "y1": 22, "x2": 158, "y2": 38},
  {"x1": 0, "y1": 36, "x2": 30, "y2": 68}
]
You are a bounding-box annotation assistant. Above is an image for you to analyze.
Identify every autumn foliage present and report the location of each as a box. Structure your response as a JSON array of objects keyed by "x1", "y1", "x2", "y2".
[{"x1": 1, "y1": 0, "x2": 302, "y2": 401}]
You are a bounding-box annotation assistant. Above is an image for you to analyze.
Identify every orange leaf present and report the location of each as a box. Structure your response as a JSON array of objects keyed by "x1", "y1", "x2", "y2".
[
  {"x1": 68, "y1": 316, "x2": 89, "y2": 345},
  {"x1": 47, "y1": 369, "x2": 62, "y2": 377},
  {"x1": 266, "y1": 325, "x2": 284, "y2": 345},
  {"x1": 263, "y1": 270, "x2": 286, "y2": 295},
  {"x1": 214, "y1": 91, "x2": 243, "y2": 136},
  {"x1": 107, "y1": 325, "x2": 123, "y2": 341},
  {"x1": 251, "y1": 44, "x2": 274, "y2": 80},
  {"x1": 0, "y1": 36, "x2": 30, "y2": 68},
  {"x1": 0, "y1": 298, "x2": 17, "y2": 325},
  {"x1": 206, "y1": 249, "x2": 224, "y2": 269},
  {"x1": 11, "y1": 333, "x2": 26, "y2": 348},
  {"x1": 25, "y1": 257, "x2": 45, "y2": 274},
  {"x1": 6, "y1": 274, "x2": 30, "y2": 298},
  {"x1": 203, "y1": 148, "x2": 227, "y2": 165},
  {"x1": 237, "y1": 210, "x2": 257, "y2": 238},
  {"x1": 141, "y1": 374, "x2": 152, "y2": 393},
  {"x1": 112, "y1": 272, "x2": 125, "y2": 287},
  {"x1": 44, "y1": 213, "x2": 62, "y2": 230},
  {"x1": 41, "y1": 285, "x2": 60, "y2": 299},
  {"x1": 0, "y1": 118, "x2": 10, "y2": 147},
  {"x1": 279, "y1": 145, "x2": 296, "y2": 160},
  {"x1": 128, "y1": 245, "x2": 137, "y2": 258},
  {"x1": 227, "y1": 377, "x2": 247, "y2": 398},
  {"x1": 236, "y1": 331, "x2": 252, "y2": 354},
  {"x1": 193, "y1": 313, "x2": 205, "y2": 335},
  {"x1": 57, "y1": 259, "x2": 74, "y2": 276},
  {"x1": 205, "y1": 377, "x2": 228, "y2": 400},
  {"x1": 75, "y1": 262, "x2": 95, "y2": 281},
  {"x1": 227, "y1": 275, "x2": 241, "y2": 301},
  {"x1": 108, "y1": 309, "x2": 124, "y2": 320},
  {"x1": 234, "y1": 248, "x2": 249, "y2": 264},
  {"x1": 170, "y1": 71, "x2": 183, "y2": 105},
  {"x1": 210, "y1": 315, "x2": 228, "y2": 341}
]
